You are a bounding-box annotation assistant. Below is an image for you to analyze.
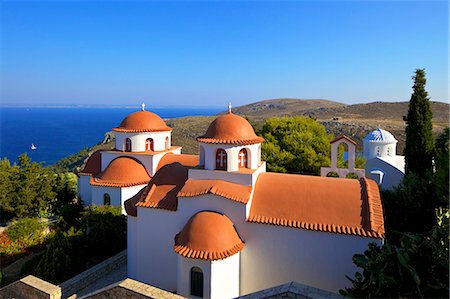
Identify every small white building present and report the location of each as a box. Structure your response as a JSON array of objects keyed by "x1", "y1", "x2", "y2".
[
  {"x1": 77, "y1": 104, "x2": 181, "y2": 212},
  {"x1": 363, "y1": 128, "x2": 405, "y2": 190},
  {"x1": 124, "y1": 109, "x2": 386, "y2": 298}
]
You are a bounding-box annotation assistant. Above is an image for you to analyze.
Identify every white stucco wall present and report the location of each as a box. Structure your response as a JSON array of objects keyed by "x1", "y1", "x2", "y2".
[
  {"x1": 121, "y1": 184, "x2": 147, "y2": 213},
  {"x1": 188, "y1": 162, "x2": 266, "y2": 187},
  {"x1": 77, "y1": 175, "x2": 92, "y2": 205},
  {"x1": 240, "y1": 222, "x2": 382, "y2": 294},
  {"x1": 210, "y1": 253, "x2": 240, "y2": 299},
  {"x1": 91, "y1": 186, "x2": 122, "y2": 207},
  {"x1": 115, "y1": 131, "x2": 171, "y2": 152},
  {"x1": 177, "y1": 257, "x2": 211, "y2": 298},
  {"x1": 365, "y1": 157, "x2": 404, "y2": 190},
  {"x1": 363, "y1": 140, "x2": 397, "y2": 160},
  {"x1": 201, "y1": 143, "x2": 261, "y2": 171}
]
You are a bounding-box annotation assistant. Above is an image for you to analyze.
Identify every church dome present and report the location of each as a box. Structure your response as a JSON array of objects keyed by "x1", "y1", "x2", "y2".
[
  {"x1": 364, "y1": 128, "x2": 397, "y2": 144},
  {"x1": 174, "y1": 211, "x2": 244, "y2": 260},
  {"x1": 90, "y1": 156, "x2": 150, "y2": 187},
  {"x1": 113, "y1": 110, "x2": 171, "y2": 133},
  {"x1": 197, "y1": 112, "x2": 264, "y2": 145}
]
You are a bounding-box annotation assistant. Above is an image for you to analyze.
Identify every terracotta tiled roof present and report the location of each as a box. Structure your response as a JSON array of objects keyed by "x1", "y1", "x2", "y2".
[
  {"x1": 197, "y1": 112, "x2": 264, "y2": 145},
  {"x1": 78, "y1": 150, "x2": 102, "y2": 175},
  {"x1": 174, "y1": 211, "x2": 244, "y2": 260},
  {"x1": 178, "y1": 179, "x2": 252, "y2": 204},
  {"x1": 113, "y1": 110, "x2": 171, "y2": 133},
  {"x1": 126, "y1": 154, "x2": 199, "y2": 214},
  {"x1": 330, "y1": 135, "x2": 357, "y2": 145},
  {"x1": 90, "y1": 156, "x2": 150, "y2": 187},
  {"x1": 248, "y1": 173, "x2": 384, "y2": 239}
]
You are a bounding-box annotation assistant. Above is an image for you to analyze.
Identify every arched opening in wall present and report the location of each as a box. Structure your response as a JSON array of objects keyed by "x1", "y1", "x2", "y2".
[
  {"x1": 326, "y1": 171, "x2": 339, "y2": 178},
  {"x1": 103, "y1": 193, "x2": 111, "y2": 205},
  {"x1": 125, "y1": 138, "x2": 132, "y2": 152},
  {"x1": 376, "y1": 146, "x2": 381, "y2": 157},
  {"x1": 165, "y1": 136, "x2": 170, "y2": 150},
  {"x1": 346, "y1": 172, "x2": 359, "y2": 180},
  {"x1": 387, "y1": 146, "x2": 392, "y2": 156},
  {"x1": 145, "y1": 138, "x2": 154, "y2": 151},
  {"x1": 215, "y1": 149, "x2": 227, "y2": 170},
  {"x1": 238, "y1": 148, "x2": 248, "y2": 168},
  {"x1": 337, "y1": 142, "x2": 349, "y2": 168},
  {"x1": 190, "y1": 267, "x2": 203, "y2": 297}
]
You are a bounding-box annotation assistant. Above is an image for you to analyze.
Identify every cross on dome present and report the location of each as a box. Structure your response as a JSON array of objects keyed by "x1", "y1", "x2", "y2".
[{"x1": 141, "y1": 102, "x2": 146, "y2": 111}]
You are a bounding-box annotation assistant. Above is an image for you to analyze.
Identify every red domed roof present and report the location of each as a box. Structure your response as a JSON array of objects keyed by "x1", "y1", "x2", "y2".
[
  {"x1": 174, "y1": 211, "x2": 244, "y2": 260},
  {"x1": 90, "y1": 156, "x2": 150, "y2": 187},
  {"x1": 113, "y1": 110, "x2": 171, "y2": 133},
  {"x1": 79, "y1": 150, "x2": 102, "y2": 175},
  {"x1": 197, "y1": 112, "x2": 264, "y2": 145}
]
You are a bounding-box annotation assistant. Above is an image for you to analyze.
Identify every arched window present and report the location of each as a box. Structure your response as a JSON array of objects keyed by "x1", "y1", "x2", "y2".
[
  {"x1": 103, "y1": 193, "x2": 111, "y2": 206},
  {"x1": 165, "y1": 136, "x2": 170, "y2": 150},
  {"x1": 238, "y1": 148, "x2": 248, "y2": 168},
  {"x1": 387, "y1": 146, "x2": 392, "y2": 156},
  {"x1": 215, "y1": 149, "x2": 227, "y2": 170},
  {"x1": 145, "y1": 138, "x2": 154, "y2": 151},
  {"x1": 190, "y1": 267, "x2": 203, "y2": 297},
  {"x1": 376, "y1": 146, "x2": 381, "y2": 157},
  {"x1": 125, "y1": 138, "x2": 132, "y2": 152}
]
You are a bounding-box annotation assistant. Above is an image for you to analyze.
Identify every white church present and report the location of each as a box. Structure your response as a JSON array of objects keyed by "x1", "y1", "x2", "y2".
[{"x1": 77, "y1": 105, "x2": 385, "y2": 298}]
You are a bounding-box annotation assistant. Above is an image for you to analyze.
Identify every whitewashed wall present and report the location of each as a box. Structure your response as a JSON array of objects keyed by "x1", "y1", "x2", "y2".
[
  {"x1": 91, "y1": 186, "x2": 121, "y2": 207},
  {"x1": 115, "y1": 131, "x2": 171, "y2": 152},
  {"x1": 188, "y1": 162, "x2": 266, "y2": 186},
  {"x1": 365, "y1": 158, "x2": 404, "y2": 190},
  {"x1": 77, "y1": 175, "x2": 92, "y2": 205},
  {"x1": 240, "y1": 222, "x2": 382, "y2": 294},
  {"x1": 210, "y1": 253, "x2": 240, "y2": 299},
  {"x1": 121, "y1": 184, "x2": 147, "y2": 214},
  {"x1": 177, "y1": 257, "x2": 211, "y2": 298},
  {"x1": 201, "y1": 143, "x2": 261, "y2": 171},
  {"x1": 363, "y1": 141, "x2": 397, "y2": 160}
]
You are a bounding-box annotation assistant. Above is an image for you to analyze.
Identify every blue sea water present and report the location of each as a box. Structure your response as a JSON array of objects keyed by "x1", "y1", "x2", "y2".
[{"x1": 0, "y1": 107, "x2": 222, "y2": 166}]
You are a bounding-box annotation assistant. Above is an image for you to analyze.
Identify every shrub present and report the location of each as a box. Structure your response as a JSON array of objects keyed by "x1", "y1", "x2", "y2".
[{"x1": 6, "y1": 218, "x2": 46, "y2": 247}]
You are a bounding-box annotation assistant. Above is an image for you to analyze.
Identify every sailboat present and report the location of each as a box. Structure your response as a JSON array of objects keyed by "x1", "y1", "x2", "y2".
[{"x1": 31, "y1": 144, "x2": 37, "y2": 150}]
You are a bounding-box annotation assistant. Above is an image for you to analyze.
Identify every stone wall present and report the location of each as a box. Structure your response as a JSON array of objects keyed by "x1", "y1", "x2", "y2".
[
  {"x1": 0, "y1": 275, "x2": 61, "y2": 299},
  {"x1": 78, "y1": 279, "x2": 185, "y2": 299},
  {"x1": 59, "y1": 250, "x2": 126, "y2": 298}
]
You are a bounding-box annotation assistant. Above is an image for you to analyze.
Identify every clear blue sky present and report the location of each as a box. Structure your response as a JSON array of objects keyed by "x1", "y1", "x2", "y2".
[{"x1": 1, "y1": 1, "x2": 448, "y2": 107}]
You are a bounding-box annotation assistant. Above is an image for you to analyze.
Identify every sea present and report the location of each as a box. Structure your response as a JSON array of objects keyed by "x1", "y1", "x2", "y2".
[{"x1": 0, "y1": 107, "x2": 222, "y2": 166}]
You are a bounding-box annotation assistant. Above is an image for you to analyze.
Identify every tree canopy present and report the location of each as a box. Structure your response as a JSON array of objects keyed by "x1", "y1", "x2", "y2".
[
  {"x1": 259, "y1": 116, "x2": 332, "y2": 175},
  {"x1": 404, "y1": 69, "x2": 434, "y2": 178}
]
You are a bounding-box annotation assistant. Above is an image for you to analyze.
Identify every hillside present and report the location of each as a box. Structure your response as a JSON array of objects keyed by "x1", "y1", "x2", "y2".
[{"x1": 55, "y1": 98, "x2": 449, "y2": 172}]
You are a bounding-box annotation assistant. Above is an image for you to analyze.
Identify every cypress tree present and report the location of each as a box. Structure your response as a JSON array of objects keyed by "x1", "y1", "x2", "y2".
[{"x1": 404, "y1": 69, "x2": 434, "y2": 178}]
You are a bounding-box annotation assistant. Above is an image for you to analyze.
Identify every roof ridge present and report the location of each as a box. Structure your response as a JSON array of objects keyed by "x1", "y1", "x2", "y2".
[{"x1": 359, "y1": 177, "x2": 385, "y2": 237}]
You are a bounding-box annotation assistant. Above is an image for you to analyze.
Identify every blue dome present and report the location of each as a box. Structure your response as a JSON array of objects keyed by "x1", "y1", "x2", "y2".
[{"x1": 364, "y1": 128, "x2": 397, "y2": 143}]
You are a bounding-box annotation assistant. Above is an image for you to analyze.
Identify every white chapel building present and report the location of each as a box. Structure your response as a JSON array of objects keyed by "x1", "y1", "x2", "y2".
[
  {"x1": 78, "y1": 106, "x2": 385, "y2": 298},
  {"x1": 363, "y1": 128, "x2": 405, "y2": 190}
]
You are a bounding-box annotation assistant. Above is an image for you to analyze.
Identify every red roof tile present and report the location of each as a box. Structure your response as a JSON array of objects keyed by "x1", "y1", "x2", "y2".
[
  {"x1": 197, "y1": 112, "x2": 264, "y2": 145},
  {"x1": 78, "y1": 150, "x2": 102, "y2": 175},
  {"x1": 113, "y1": 110, "x2": 171, "y2": 133},
  {"x1": 248, "y1": 173, "x2": 384, "y2": 238},
  {"x1": 90, "y1": 156, "x2": 150, "y2": 187},
  {"x1": 126, "y1": 154, "x2": 198, "y2": 214},
  {"x1": 178, "y1": 179, "x2": 252, "y2": 204},
  {"x1": 174, "y1": 211, "x2": 244, "y2": 260}
]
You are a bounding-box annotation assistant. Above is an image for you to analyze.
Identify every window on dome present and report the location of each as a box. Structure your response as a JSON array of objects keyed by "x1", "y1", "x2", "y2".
[
  {"x1": 103, "y1": 193, "x2": 111, "y2": 206},
  {"x1": 190, "y1": 267, "x2": 203, "y2": 297},
  {"x1": 125, "y1": 138, "x2": 132, "y2": 152},
  {"x1": 165, "y1": 136, "x2": 170, "y2": 150},
  {"x1": 387, "y1": 146, "x2": 392, "y2": 156},
  {"x1": 215, "y1": 149, "x2": 227, "y2": 170},
  {"x1": 238, "y1": 148, "x2": 248, "y2": 168},
  {"x1": 145, "y1": 138, "x2": 154, "y2": 151},
  {"x1": 376, "y1": 146, "x2": 381, "y2": 157}
]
